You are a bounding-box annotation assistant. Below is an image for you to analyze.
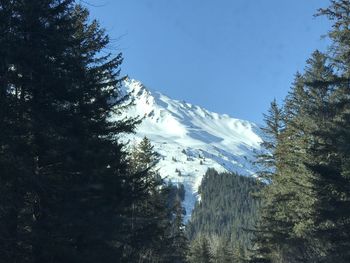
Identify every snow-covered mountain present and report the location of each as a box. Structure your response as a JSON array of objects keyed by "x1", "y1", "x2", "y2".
[{"x1": 115, "y1": 78, "x2": 262, "y2": 220}]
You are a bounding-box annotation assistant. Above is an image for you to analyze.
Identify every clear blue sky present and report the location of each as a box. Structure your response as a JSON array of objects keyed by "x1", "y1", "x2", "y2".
[{"x1": 83, "y1": 0, "x2": 331, "y2": 124}]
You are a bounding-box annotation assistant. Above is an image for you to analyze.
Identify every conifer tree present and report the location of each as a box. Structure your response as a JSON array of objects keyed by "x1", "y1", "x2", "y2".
[
  {"x1": 126, "y1": 137, "x2": 189, "y2": 262},
  {"x1": 212, "y1": 238, "x2": 233, "y2": 263},
  {"x1": 0, "y1": 1, "x2": 138, "y2": 262},
  {"x1": 249, "y1": 99, "x2": 286, "y2": 263},
  {"x1": 188, "y1": 235, "x2": 213, "y2": 263},
  {"x1": 250, "y1": 25, "x2": 348, "y2": 263},
  {"x1": 255, "y1": 99, "x2": 284, "y2": 182},
  {"x1": 250, "y1": 53, "x2": 332, "y2": 262},
  {"x1": 0, "y1": 1, "x2": 33, "y2": 260},
  {"x1": 168, "y1": 195, "x2": 189, "y2": 263},
  {"x1": 305, "y1": 2, "x2": 350, "y2": 261}
]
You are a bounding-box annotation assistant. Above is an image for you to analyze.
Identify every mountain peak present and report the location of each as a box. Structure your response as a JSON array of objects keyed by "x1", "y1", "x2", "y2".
[{"x1": 119, "y1": 78, "x2": 262, "y2": 220}]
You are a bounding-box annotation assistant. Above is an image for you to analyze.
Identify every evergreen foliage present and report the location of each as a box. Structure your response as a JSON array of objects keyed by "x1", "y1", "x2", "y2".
[
  {"x1": 187, "y1": 169, "x2": 261, "y2": 248},
  {"x1": 0, "y1": 2, "x2": 188, "y2": 262},
  {"x1": 187, "y1": 235, "x2": 213, "y2": 263},
  {"x1": 187, "y1": 168, "x2": 261, "y2": 262},
  {"x1": 167, "y1": 194, "x2": 189, "y2": 263},
  {"x1": 212, "y1": 238, "x2": 234, "y2": 263},
  {"x1": 5, "y1": 0, "x2": 350, "y2": 262},
  {"x1": 250, "y1": 1, "x2": 350, "y2": 262},
  {"x1": 125, "y1": 137, "x2": 189, "y2": 262},
  {"x1": 0, "y1": 1, "x2": 137, "y2": 261}
]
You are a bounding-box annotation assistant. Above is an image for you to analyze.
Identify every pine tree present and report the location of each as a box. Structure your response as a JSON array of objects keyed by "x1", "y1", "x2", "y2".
[
  {"x1": 126, "y1": 137, "x2": 177, "y2": 262},
  {"x1": 0, "y1": 1, "x2": 138, "y2": 262},
  {"x1": 305, "y1": 2, "x2": 350, "y2": 261},
  {"x1": 168, "y1": 195, "x2": 189, "y2": 263},
  {"x1": 249, "y1": 99, "x2": 286, "y2": 263},
  {"x1": 131, "y1": 137, "x2": 159, "y2": 171},
  {"x1": 250, "y1": 32, "x2": 348, "y2": 263},
  {"x1": 0, "y1": 1, "x2": 33, "y2": 260},
  {"x1": 212, "y1": 238, "x2": 233, "y2": 263},
  {"x1": 277, "y1": 51, "x2": 335, "y2": 261},
  {"x1": 255, "y1": 99, "x2": 284, "y2": 182},
  {"x1": 188, "y1": 235, "x2": 213, "y2": 263}
]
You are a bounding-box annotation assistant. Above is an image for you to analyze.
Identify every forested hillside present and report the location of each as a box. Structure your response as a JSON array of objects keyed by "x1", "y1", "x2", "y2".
[
  {"x1": 119, "y1": 78, "x2": 262, "y2": 219},
  {"x1": 2, "y1": 0, "x2": 350, "y2": 262},
  {"x1": 187, "y1": 169, "x2": 261, "y2": 245},
  {"x1": 186, "y1": 169, "x2": 261, "y2": 262}
]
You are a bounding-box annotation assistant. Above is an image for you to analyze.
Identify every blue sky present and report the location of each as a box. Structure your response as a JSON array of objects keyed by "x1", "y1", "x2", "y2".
[{"x1": 84, "y1": 0, "x2": 331, "y2": 124}]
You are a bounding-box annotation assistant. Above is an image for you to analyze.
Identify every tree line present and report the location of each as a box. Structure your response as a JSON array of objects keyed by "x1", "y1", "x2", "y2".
[{"x1": 2, "y1": 0, "x2": 350, "y2": 262}]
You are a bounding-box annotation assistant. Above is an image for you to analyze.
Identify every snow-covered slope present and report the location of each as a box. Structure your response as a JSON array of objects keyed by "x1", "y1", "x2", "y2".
[{"x1": 116, "y1": 78, "x2": 262, "y2": 220}]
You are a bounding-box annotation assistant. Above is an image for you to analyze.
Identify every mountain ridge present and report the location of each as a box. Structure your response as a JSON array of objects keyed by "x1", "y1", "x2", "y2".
[{"x1": 114, "y1": 78, "x2": 262, "y2": 220}]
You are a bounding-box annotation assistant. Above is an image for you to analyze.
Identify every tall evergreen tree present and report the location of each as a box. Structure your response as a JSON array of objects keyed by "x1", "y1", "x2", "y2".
[
  {"x1": 212, "y1": 238, "x2": 233, "y2": 263},
  {"x1": 250, "y1": 51, "x2": 336, "y2": 263},
  {"x1": 305, "y1": 1, "x2": 350, "y2": 261},
  {"x1": 0, "y1": 1, "x2": 139, "y2": 262},
  {"x1": 249, "y1": 99, "x2": 287, "y2": 263},
  {"x1": 167, "y1": 194, "x2": 189, "y2": 263},
  {"x1": 126, "y1": 137, "x2": 190, "y2": 262},
  {"x1": 255, "y1": 98, "x2": 284, "y2": 182},
  {"x1": 125, "y1": 137, "x2": 162, "y2": 261},
  {"x1": 188, "y1": 235, "x2": 213, "y2": 263}
]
